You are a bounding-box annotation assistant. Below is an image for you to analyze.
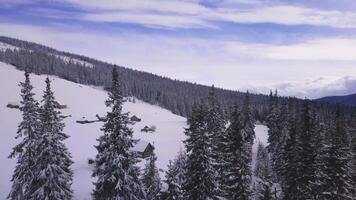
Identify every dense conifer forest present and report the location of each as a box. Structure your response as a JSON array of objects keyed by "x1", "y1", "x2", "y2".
[
  {"x1": 3, "y1": 36, "x2": 348, "y2": 121},
  {"x1": 8, "y1": 68, "x2": 356, "y2": 199}
]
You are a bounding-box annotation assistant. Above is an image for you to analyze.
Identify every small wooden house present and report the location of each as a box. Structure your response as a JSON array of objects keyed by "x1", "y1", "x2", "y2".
[
  {"x1": 130, "y1": 115, "x2": 141, "y2": 122},
  {"x1": 132, "y1": 140, "x2": 154, "y2": 159},
  {"x1": 88, "y1": 140, "x2": 155, "y2": 165}
]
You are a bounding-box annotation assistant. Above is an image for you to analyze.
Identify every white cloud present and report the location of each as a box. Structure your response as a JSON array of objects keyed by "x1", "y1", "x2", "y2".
[
  {"x1": 224, "y1": 38, "x2": 356, "y2": 61},
  {"x1": 63, "y1": 0, "x2": 356, "y2": 29},
  {"x1": 1, "y1": 23, "x2": 356, "y2": 98},
  {"x1": 66, "y1": 0, "x2": 209, "y2": 15},
  {"x1": 205, "y1": 6, "x2": 356, "y2": 28},
  {"x1": 263, "y1": 76, "x2": 356, "y2": 99},
  {"x1": 84, "y1": 12, "x2": 217, "y2": 29},
  {"x1": 265, "y1": 38, "x2": 356, "y2": 61}
]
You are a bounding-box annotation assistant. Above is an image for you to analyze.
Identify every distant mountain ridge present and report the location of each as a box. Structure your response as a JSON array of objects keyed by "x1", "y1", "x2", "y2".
[{"x1": 317, "y1": 93, "x2": 356, "y2": 106}]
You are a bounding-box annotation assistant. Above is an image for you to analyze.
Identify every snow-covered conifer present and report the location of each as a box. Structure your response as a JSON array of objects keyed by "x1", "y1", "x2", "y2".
[
  {"x1": 220, "y1": 104, "x2": 251, "y2": 199},
  {"x1": 254, "y1": 143, "x2": 273, "y2": 200},
  {"x1": 29, "y1": 77, "x2": 73, "y2": 200},
  {"x1": 279, "y1": 111, "x2": 299, "y2": 200},
  {"x1": 272, "y1": 102, "x2": 289, "y2": 180},
  {"x1": 294, "y1": 101, "x2": 319, "y2": 199},
  {"x1": 241, "y1": 91, "x2": 255, "y2": 171},
  {"x1": 266, "y1": 91, "x2": 281, "y2": 182},
  {"x1": 8, "y1": 72, "x2": 40, "y2": 200},
  {"x1": 142, "y1": 147, "x2": 161, "y2": 200},
  {"x1": 350, "y1": 114, "x2": 356, "y2": 197},
  {"x1": 206, "y1": 85, "x2": 226, "y2": 196},
  {"x1": 310, "y1": 120, "x2": 329, "y2": 199},
  {"x1": 242, "y1": 91, "x2": 255, "y2": 147},
  {"x1": 183, "y1": 103, "x2": 217, "y2": 200},
  {"x1": 92, "y1": 68, "x2": 144, "y2": 200},
  {"x1": 163, "y1": 151, "x2": 186, "y2": 200},
  {"x1": 322, "y1": 106, "x2": 353, "y2": 200}
]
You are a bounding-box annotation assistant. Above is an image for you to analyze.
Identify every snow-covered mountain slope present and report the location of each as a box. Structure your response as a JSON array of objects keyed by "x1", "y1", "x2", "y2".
[
  {"x1": 0, "y1": 62, "x2": 269, "y2": 200},
  {"x1": 53, "y1": 54, "x2": 94, "y2": 68},
  {"x1": 0, "y1": 41, "x2": 18, "y2": 51},
  {"x1": 0, "y1": 62, "x2": 187, "y2": 199}
]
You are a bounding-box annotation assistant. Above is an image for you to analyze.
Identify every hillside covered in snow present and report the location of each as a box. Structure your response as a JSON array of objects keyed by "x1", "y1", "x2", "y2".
[{"x1": 0, "y1": 62, "x2": 268, "y2": 199}]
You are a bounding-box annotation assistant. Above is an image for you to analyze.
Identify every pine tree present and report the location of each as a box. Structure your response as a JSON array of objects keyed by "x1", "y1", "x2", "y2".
[
  {"x1": 142, "y1": 147, "x2": 161, "y2": 200},
  {"x1": 254, "y1": 143, "x2": 273, "y2": 200},
  {"x1": 295, "y1": 100, "x2": 319, "y2": 200},
  {"x1": 8, "y1": 72, "x2": 40, "y2": 200},
  {"x1": 163, "y1": 151, "x2": 186, "y2": 200},
  {"x1": 280, "y1": 113, "x2": 299, "y2": 200},
  {"x1": 272, "y1": 103, "x2": 289, "y2": 180},
  {"x1": 310, "y1": 120, "x2": 329, "y2": 200},
  {"x1": 241, "y1": 92, "x2": 255, "y2": 173},
  {"x1": 29, "y1": 77, "x2": 73, "y2": 200},
  {"x1": 266, "y1": 91, "x2": 281, "y2": 181},
  {"x1": 350, "y1": 114, "x2": 356, "y2": 197},
  {"x1": 322, "y1": 106, "x2": 353, "y2": 200},
  {"x1": 92, "y1": 68, "x2": 144, "y2": 200},
  {"x1": 220, "y1": 104, "x2": 251, "y2": 200},
  {"x1": 242, "y1": 91, "x2": 255, "y2": 147},
  {"x1": 206, "y1": 85, "x2": 226, "y2": 197},
  {"x1": 279, "y1": 99, "x2": 301, "y2": 200},
  {"x1": 183, "y1": 103, "x2": 217, "y2": 200}
]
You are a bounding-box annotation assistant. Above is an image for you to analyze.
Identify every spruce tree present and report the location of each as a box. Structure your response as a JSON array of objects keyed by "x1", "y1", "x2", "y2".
[
  {"x1": 254, "y1": 143, "x2": 273, "y2": 200},
  {"x1": 295, "y1": 100, "x2": 318, "y2": 200},
  {"x1": 29, "y1": 77, "x2": 73, "y2": 200},
  {"x1": 142, "y1": 147, "x2": 161, "y2": 200},
  {"x1": 279, "y1": 100, "x2": 300, "y2": 200},
  {"x1": 163, "y1": 151, "x2": 186, "y2": 200},
  {"x1": 92, "y1": 68, "x2": 144, "y2": 200},
  {"x1": 8, "y1": 72, "x2": 40, "y2": 200},
  {"x1": 323, "y1": 106, "x2": 353, "y2": 200},
  {"x1": 242, "y1": 91, "x2": 255, "y2": 147},
  {"x1": 272, "y1": 103, "x2": 289, "y2": 180},
  {"x1": 266, "y1": 91, "x2": 281, "y2": 181},
  {"x1": 183, "y1": 103, "x2": 217, "y2": 200},
  {"x1": 241, "y1": 91, "x2": 255, "y2": 171},
  {"x1": 220, "y1": 104, "x2": 251, "y2": 200},
  {"x1": 310, "y1": 120, "x2": 329, "y2": 200},
  {"x1": 350, "y1": 114, "x2": 356, "y2": 197},
  {"x1": 206, "y1": 85, "x2": 226, "y2": 197}
]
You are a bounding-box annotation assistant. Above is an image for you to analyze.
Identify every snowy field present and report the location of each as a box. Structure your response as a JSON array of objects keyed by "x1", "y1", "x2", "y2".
[{"x1": 0, "y1": 62, "x2": 268, "y2": 200}]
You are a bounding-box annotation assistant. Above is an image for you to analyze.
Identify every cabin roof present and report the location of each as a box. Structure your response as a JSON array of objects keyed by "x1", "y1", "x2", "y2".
[{"x1": 132, "y1": 140, "x2": 151, "y2": 152}]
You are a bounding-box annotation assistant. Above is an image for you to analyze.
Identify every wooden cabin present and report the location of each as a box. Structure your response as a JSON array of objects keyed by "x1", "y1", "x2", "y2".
[{"x1": 132, "y1": 140, "x2": 154, "y2": 159}]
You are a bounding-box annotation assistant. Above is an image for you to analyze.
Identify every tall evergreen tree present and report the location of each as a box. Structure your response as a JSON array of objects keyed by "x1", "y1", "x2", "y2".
[
  {"x1": 272, "y1": 102, "x2": 289, "y2": 180},
  {"x1": 241, "y1": 92, "x2": 255, "y2": 173},
  {"x1": 162, "y1": 151, "x2": 186, "y2": 200},
  {"x1": 242, "y1": 91, "x2": 255, "y2": 147},
  {"x1": 206, "y1": 85, "x2": 226, "y2": 197},
  {"x1": 92, "y1": 68, "x2": 144, "y2": 200},
  {"x1": 310, "y1": 120, "x2": 329, "y2": 200},
  {"x1": 279, "y1": 109, "x2": 299, "y2": 200},
  {"x1": 350, "y1": 114, "x2": 356, "y2": 197},
  {"x1": 295, "y1": 100, "x2": 319, "y2": 200},
  {"x1": 183, "y1": 103, "x2": 217, "y2": 200},
  {"x1": 254, "y1": 143, "x2": 273, "y2": 200},
  {"x1": 220, "y1": 104, "x2": 251, "y2": 200},
  {"x1": 29, "y1": 77, "x2": 73, "y2": 200},
  {"x1": 142, "y1": 147, "x2": 161, "y2": 200},
  {"x1": 8, "y1": 72, "x2": 40, "y2": 200},
  {"x1": 323, "y1": 106, "x2": 353, "y2": 200},
  {"x1": 266, "y1": 91, "x2": 281, "y2": 181}
]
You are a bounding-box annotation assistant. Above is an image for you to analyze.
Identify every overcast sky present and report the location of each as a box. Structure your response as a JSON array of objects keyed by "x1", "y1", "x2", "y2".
[{"x1": 1, "y1": 0, "x2": 356, "y2": 98}]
